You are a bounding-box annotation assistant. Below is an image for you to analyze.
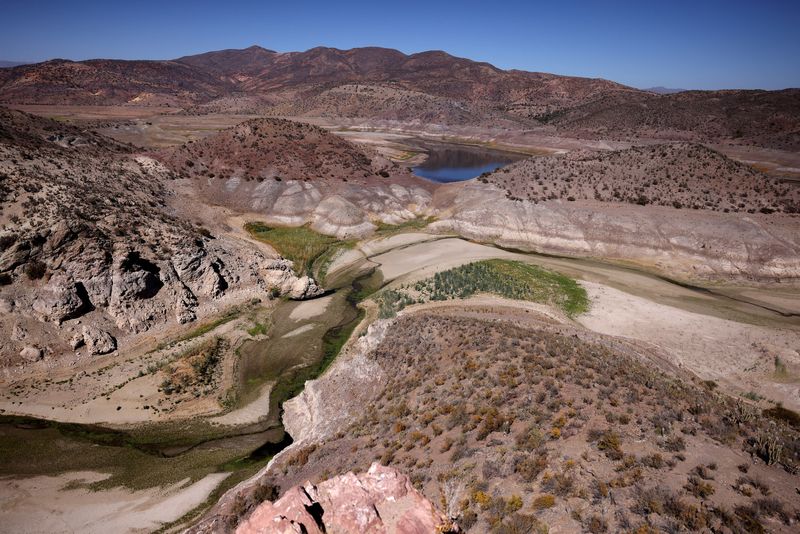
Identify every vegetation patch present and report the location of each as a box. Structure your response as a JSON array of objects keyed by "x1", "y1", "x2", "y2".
[
  {"x1": 245, "y1": 222, "x2": 353, "y2": 276},
  {"x1": 159, "y1": 337, "x2": 226, "y2": 397},
  {"x1": 376, "y1": 259, "x2": 589, "y2": 318},
  {"x1": 373, "y1": 216, "x2": 435, "y2": 236}
]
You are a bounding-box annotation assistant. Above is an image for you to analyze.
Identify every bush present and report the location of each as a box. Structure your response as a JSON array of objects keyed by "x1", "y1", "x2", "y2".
[
  {"x1": 532, "y1": 494, "x2": 555, "y2": 510},
  {"x1": 24, "y1": 260, "x2": 47, "y2": 280},
  {"x1": 287, "y1": 444, "x2": 317, "y2": 467},
  {"x1": 685, "y1": 476, "x2": 715, "y2": 499},
  {"x1": 596, "y1": 430, "x2": 623, "y2": 460}
]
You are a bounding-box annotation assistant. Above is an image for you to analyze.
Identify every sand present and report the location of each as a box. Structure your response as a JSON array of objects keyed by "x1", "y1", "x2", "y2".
[
  {"x1": 0, "y1": 471, "x2": 230, "y2": 534},
  {"x1": 372, "y1": 238, "x2": 518, "y2": 281},
  {"x1": 211, "y1": 382, "x2": 274, "y2": 426},
  {"x1": 288, "y1": 295, "x2": 334, "y2": 321},
  {"x1": 282, "y1": 324, "x2": 316, "y2": 338},
  {"x1": 577, "y1": 281, "x2": 800, "y2": 410}
]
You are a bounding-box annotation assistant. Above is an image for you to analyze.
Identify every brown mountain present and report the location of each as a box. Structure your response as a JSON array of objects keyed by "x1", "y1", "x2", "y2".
[
  {"x1": 1, "y1": 46, "x2": 797, "y2": 148},
  {"x1": 0, "y1": 46, "x2": 636, "y2": 115},
  {"x1": 0, "y1": 58, "x2": 232, "y2": 105},
  {"x1": 552, "y1": 89, "x2": 800, "y2": 150}
]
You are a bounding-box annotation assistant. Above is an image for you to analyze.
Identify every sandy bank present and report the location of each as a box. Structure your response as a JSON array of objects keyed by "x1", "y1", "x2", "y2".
[{"x1": 0, "y1": 470, "x2": 229, "y2": 533}]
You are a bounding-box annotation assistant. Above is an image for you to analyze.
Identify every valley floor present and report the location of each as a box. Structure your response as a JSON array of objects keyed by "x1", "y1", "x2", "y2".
[{"x1": 1, "y1": 106, "x2": 799, "y2": 533}]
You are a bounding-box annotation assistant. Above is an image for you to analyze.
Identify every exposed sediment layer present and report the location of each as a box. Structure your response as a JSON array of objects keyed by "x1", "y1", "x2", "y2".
[{"x1": 432, "y1": 181, "x2": 800, "y2": 283}]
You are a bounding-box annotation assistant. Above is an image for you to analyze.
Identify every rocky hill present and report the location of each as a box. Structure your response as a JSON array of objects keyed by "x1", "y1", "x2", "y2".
[
  {"x1": 0, "y1": 108, "x2": 316, "y2": 368},
  {"x1": 156, "y1": 117, "x2": 434, "y2": 236},
  {"x1": 195, "y1": 309, "x2": 800, "y2": 533},
  {"x1": 485, "y1": 142, "x2": 800, "y2": 213},
  {"x1": 552, "y1": 89, "x2": 800, "y2": 151},
  {"x1": 0, "y1": 58, "x2": 230, "y2": 106}
]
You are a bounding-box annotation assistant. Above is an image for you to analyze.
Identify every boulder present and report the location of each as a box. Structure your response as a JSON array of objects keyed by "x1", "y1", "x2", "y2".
[
  {"x1": 235, "y1": 463, "x2": 458, "y2": 534},
  {"x1": 10, "y1": 324, "x2": 26, "y2": 342},
  {"x1": 69, "y1": 333, "x2": 85, "y2": 350},
  {"x1": 32, "y1": 274, "x2": 91, "y2": 323},
  {"x1": 81, "y1": 326, "x2": 116, "y2": 355},
  {"x1": 19, "y1": 346, "x2": 43, "y2": 361},
  {"x1": 289, "y1": 276, "x2": 324, "y2": 300}
]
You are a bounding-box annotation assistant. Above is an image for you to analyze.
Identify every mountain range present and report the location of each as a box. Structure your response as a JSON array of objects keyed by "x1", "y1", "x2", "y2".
[{"x1": 1, "y1": 45, "x2": 798, "y2": 150}]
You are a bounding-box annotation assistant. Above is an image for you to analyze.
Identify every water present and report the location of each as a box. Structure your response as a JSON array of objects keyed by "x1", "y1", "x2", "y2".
[{"x1": 412, "y1": 141, "x2": 524, "y2": 183}]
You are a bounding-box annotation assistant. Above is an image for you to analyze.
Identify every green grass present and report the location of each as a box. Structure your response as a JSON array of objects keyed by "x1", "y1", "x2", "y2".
[
  {"x1": 247, "y1": 322, "x2": 269, "y2": 337},
  {"x1": 379, "y1": 259, "x2": 589, "y2": 318},
  {"x1": 313, "y1": 239, "x2": 358, "y2": 283},
  {"x1": 373, "y1": 216, "x2": 435, "y2": 236},
  {"x1": 245, "y1": 222, "x2": 352, "y2": 276}
]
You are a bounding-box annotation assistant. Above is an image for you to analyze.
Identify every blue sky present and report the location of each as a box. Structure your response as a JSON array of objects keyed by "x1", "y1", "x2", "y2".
[{"x1": 1, "y1": 0, "x2": 799, "y2": 89}]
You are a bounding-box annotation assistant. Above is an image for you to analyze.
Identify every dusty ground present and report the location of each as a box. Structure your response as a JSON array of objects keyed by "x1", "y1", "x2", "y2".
[
  {"x1": 578, "y1": 281, "x2": 800, "y2": 411},
  {"x1": 0, "y1": 470, "x2": 229, "y2": 534}
]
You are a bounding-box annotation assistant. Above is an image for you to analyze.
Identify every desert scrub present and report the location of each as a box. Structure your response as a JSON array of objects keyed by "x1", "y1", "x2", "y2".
[
  {"x1": 245, "y1": 222, "x2": 354, "y2": 276},
  {"x1": 160, "y1": 337, "x2": 226, "y2": 396},
  {"x1": 378, "y1": 259, "x2": 589, "y2": 317}
]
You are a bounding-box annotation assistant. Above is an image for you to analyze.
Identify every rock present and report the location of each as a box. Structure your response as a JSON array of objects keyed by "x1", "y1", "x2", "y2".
[
  {"x1": 69, "y1": 333, "x2": 85, "y2": 350},
  {"x1": 32, "y1": 274, "x2": 92, "y2": 323},
  {"x1": 260, "y1": 259, "x2": 324, "y2": 300},
  {"x1": 10, "y1": 324, "x2": 27, "y2": 342},
  {"x1": 81, "y1": 326, "x2": 116, "y2": 355},
  {"x1": 0, "y1": 239, "x2": 30, "y2": 272},
  {"x1": 235, "y1": 463, "x2": 458, "y2": 534},
  {"x1": 0, "y1": 297, "x2": 14, "y2": 314},
  {"x1": 289, "y1": 276, "x2": 324, "y2": 300},
  {"x1": 19, "y1": 346, "x2": 43, "y2": 361},
  {"x1": 113, "y1": 252, "x2": 163, "y2": 301}
]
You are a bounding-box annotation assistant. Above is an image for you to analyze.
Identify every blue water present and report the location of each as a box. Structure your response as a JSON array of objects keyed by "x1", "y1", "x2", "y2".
[{"x1": 412, "y1": 143, "x2": 522, "y2": 183}]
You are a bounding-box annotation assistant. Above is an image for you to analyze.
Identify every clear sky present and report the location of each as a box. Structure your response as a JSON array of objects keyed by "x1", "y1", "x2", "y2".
[{"x1": 1, "y1": 0, "x2": 799, "y2": 90}]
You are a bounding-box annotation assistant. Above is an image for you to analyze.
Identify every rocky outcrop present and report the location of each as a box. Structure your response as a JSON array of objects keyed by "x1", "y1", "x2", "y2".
[
  {"x1": 0, "y1": 109, "x2": 326, "y2": 367},
  {"x1": 32, "y1": 274, "x2": 92, "y2": 324},
  {"x1": 260, "y1": 259, "x2": 324, "y2": 300},
  {"x1": 80, "y1": 326, "x2": 117, "y2": 355},
  {"x1": 432, "y1": 181, "x2": 800, "y2": 283},
  {"x1": 235, "y1": 463, "x2": 458, "y2": 534},
  {"x1": 283, "y1": 320, "x2": 390, "y2": 445}
]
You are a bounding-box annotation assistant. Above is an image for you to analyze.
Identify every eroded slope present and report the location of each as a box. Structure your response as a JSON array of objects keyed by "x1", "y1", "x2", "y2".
[
  {"x1": 156, "y1": 118, "x2": 434, "y2": 237},
  {"x1": 208, "y1": 311, "x2": 800, "y2": 533},
  {"x1": 0, "y1": 108, "x2": 313, "y2": 368}
]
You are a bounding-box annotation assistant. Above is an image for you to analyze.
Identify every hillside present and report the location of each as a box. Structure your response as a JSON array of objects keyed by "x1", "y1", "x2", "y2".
[
  {"x1": 0, "y1": 58, "x2": 231, "y2": 105},
  {"x1": 552, "y1": 89, "x2": 800, "y2": 151},
  {"x1": 485, "y1": 142, "x2": 800, "y2": 213},
  {"x1": 156, "y1": 117, "x2": 419, "y2": 186},
  {"x1": 155, "y1": 117, "x2": 434, "y2": 236},
  {"x1": 2, "y1": 46, "x2": 797, "y2": 149},
  {"x1": 198, "y1": 309, "x2": 800, "y2": 533},
  {"x1": 0, "y1": 108, "x2": 312, "y2": 368}
]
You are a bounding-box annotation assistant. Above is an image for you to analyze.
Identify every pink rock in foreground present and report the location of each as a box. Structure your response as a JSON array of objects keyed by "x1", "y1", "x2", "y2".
[{"x1": 235, "y1": 462, "x2": 459, "y2": 534}]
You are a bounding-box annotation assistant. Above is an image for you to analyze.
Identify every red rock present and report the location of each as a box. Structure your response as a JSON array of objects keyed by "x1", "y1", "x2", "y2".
[{"x1": 235, "y1": 463, "x2": 458, "y2": 534}]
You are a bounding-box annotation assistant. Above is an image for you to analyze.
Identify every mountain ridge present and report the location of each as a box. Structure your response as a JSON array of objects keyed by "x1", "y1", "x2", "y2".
[{"x1": 1, "y1": 45, "x2": 798, "y2": 149}]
